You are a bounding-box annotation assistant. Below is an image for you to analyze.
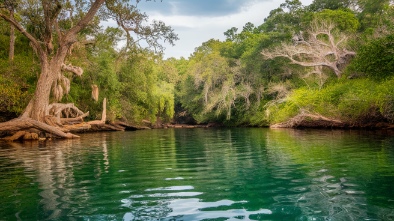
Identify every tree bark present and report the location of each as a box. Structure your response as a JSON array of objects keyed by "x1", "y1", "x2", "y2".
[
  {"x1": 88, "y1": 98, "x2": 107, "y2": 125},
  {"x1": 23, "y1": 61, "x2": 59, "y2": 121},
  {"x1": 101, "y1": 98, "x2": 107, "y2": 122}
]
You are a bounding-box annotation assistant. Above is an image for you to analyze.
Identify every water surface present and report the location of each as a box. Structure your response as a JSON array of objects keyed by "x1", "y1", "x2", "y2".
[{"x1": 0, "y1": 128, "x2": 393, "y2": 220}]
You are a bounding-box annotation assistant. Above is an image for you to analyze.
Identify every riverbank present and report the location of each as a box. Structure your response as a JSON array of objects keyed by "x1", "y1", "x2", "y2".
[
  {"x1": 2, "y1": 115, "x2": 394, "y2": 142},
  {"x1": 270, "y1": 113, "x2": 394, "y2": 130}
]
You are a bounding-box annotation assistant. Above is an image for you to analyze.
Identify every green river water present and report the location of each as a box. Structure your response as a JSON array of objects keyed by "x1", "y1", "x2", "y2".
[{"x1": 0, "y1": 128, "x2": 393, "y2": 220}]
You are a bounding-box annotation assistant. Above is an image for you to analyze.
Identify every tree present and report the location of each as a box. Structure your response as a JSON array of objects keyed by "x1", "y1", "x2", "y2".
[
  {"x1": 346, "y1": 34, "x2": 394, "y2": 79},
  {"x1": 0, "y1": 0, "x2": 18, "y2": 61},
  {"x1": 357, "y1": 0, "x2": 394, "y2": 36},
  {"x1": 358, "y1": 0, "x2": 392, "y2": 30},
  {"x1": 179, "y1": 39, "x2": 260, "y2": 123},
  {"x1": 0, "y1": 0, "x2": 178, "y2": 139},
  {"x1": 262, "y1": 18, "x2": 356, "y2": 78},
  {"x1": 308, "y1": 0, "x2": 356, "y2": 11},
  {"x1": 260, "y1": 0, "x2": 307, "y2": 33},
  {"x1": 224, "y1": 27, "x2": 238, "y2": 42},
  {"x1": 116, "y1": 50, "x2": 176, "y2": 125}
]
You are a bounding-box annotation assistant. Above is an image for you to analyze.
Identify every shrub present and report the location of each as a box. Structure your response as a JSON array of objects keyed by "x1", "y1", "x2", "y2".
[
  {"x1": 346, "y1": 34, "x2": 394, "y2": 79},
  {"x1": 268, "y1": 77, "x2": 394, "y2": 124}
]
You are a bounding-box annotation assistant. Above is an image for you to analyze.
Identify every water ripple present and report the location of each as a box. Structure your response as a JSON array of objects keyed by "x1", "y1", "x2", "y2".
[
  {"x1": 1, "y1": 129, "x2": 394, "y2": 220},
  {"x1": 145, "y1": 186, "x2": 194, "y2": 191},
  {"x1": 122, "y1": 198, "x2": 271, "y2": 221}
]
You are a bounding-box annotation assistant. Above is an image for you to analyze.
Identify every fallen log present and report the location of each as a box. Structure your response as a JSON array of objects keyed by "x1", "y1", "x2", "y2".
[
  {"x1": 63, "y1": 123, "x2": 92, "y2": 133},
  {"x1": 113, "y1": 121, "x2": 150, "y2": 130},
  {"x1": 88, "y1": 122, "x2": 124, "y2": 131}
]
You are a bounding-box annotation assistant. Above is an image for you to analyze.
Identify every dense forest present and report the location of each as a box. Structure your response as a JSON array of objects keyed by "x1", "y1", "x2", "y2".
[{"x1": 0, "y1": 0, "x2": 394, "y2": 139}]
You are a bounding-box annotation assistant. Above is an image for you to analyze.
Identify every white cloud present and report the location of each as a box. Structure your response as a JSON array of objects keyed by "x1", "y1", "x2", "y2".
[
  {"x1": 147, "y1": 0, "x2": 313, "y2": 59},
  {"x1": 150, "y1": 1, "x2": 278, "y2": 58}
]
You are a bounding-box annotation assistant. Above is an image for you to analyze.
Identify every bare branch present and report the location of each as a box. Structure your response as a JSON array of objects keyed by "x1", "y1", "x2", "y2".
[
  {"x1": 65, "y1": 0, "x2": 105, "y2": 42},
  {"x1": 262, "y1": 19, "x2": 355, "y2": 78}
]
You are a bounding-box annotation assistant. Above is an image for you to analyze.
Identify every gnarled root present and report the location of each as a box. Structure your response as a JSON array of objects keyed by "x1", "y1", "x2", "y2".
[
  {"x1": 47, "y1": 103, "x2": 85, "y2": 118},
  {"x1": 44, "y1": 103, "x2": 89, "y2": 127},
  {"x1": 0, "y1": 117, "x2": 79, "y2": 141},
  {"x1": 0, "y1": 99, "x2": 124, "y2": 142}
]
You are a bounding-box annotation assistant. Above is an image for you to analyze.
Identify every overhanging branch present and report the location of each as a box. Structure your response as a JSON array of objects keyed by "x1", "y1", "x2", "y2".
[{"x1": 0, "y1": 12, "x2": 43, "y2": 56}]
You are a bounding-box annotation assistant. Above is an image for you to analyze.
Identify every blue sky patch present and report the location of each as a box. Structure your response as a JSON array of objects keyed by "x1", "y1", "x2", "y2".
[{"x1": 138, "y1": 0, "x2": 260, "y2": 16}]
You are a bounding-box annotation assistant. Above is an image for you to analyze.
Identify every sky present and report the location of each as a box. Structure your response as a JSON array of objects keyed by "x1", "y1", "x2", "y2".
[{"x1": 135, "y1": 0, "x2": 314, "y2": 59}]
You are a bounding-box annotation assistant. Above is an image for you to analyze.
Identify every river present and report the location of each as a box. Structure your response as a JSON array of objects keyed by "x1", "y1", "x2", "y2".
[{"x1": 0, "y1": 128, "x2": 393, "y2": 220}]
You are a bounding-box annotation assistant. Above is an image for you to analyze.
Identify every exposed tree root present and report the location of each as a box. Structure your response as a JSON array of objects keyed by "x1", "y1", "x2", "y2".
[
  {"x1": 47, "y1": 103, "x2": 85, "y2": 118},
  {"x1": 0, "y1": 117, "x2": 80, "y2": 141},
  {"x1": 0, "y1": 99, "x2": 122, "y2": 141},
  {"x1": 63, "y1": 123, "x2": 92, "y2": 133},
  {"x1": 270, "y1": 113, "x2": 346, "y2": 129}
]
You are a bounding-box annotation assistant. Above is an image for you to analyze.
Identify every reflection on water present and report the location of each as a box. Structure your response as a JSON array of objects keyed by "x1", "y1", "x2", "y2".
[
  {"x1": 123, "y1": 197, "x2": 272, "y2": 221},
  {"x1": 0, "y1": 129, "x2": 394, "y2": 220}
]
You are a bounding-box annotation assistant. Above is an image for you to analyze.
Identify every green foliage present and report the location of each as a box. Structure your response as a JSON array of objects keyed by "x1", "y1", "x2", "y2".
[
  {"x1": 312, "y1": 9, "x2": 359, "y2": 32},
  {"x1": 0, "y1": 17, "x2": 37, "y2": 120},
  {"x1": 346, "y1": 34, "x2": 394, "y2": 79},
  {"x1": 116, "y1": 51, "x2": 176, "y2": 124},
  {"x1": 0, "y1": 75, "x2": 29, "y2": 114},
  {"x1": 260, "y1": 0, "x2": 308, "y2": 34},
  {"x1": 64, "y1": 27, "x2": 120, "y2": 120},
  {"x1": 308, "y1": 0, "x2": 354, "y2": 11},
  {"x1": 269, "y1": 78, "x2": 394, "y2": 124},
  {"x1": 0, "y1": 53, "x2": 37, "y2": 117},
  {"x1": 180, "y1": 6, "x2": 366, "y2": 126},
  {"x1": 62, "y1": 24, "x2": 177, "y2": 124},
  {"x1": 357, "y1": 0, "x2": 393, "y2": 31},
  {"x1": 179, "y1": 39, "x2": 267, "y2": 125},
  {"x1": 180, "y1": 40, "x2": 235, "y2": 122}
]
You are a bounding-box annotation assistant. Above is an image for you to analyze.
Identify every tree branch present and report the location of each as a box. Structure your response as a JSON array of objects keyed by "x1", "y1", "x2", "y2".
[
  {"x1": 61, "y1": 63, "x2": 83, "y2": 76},
  {"x1": 66, "y1": 0, "x2": 105, "y2": 41},
  {"x1": 262, "y1": 20, "x2": 355, "y2": 78},
  {"x1": 0, "y1": 12, "x2": 43, "y2": 57}
]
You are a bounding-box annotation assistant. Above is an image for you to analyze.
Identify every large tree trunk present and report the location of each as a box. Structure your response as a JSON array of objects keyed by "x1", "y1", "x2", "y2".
[
  {"x1": 22, "y1": 60, "x2": 60, "y2": 122},
  {"x1": 30, "y1": 71, "x2": 53, "y2": 121}
]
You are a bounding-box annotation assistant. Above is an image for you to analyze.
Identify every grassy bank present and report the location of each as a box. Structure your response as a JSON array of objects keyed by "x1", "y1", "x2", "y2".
[{"x1": 268, "y1": 77, "x2": 394, "y2": 127}]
